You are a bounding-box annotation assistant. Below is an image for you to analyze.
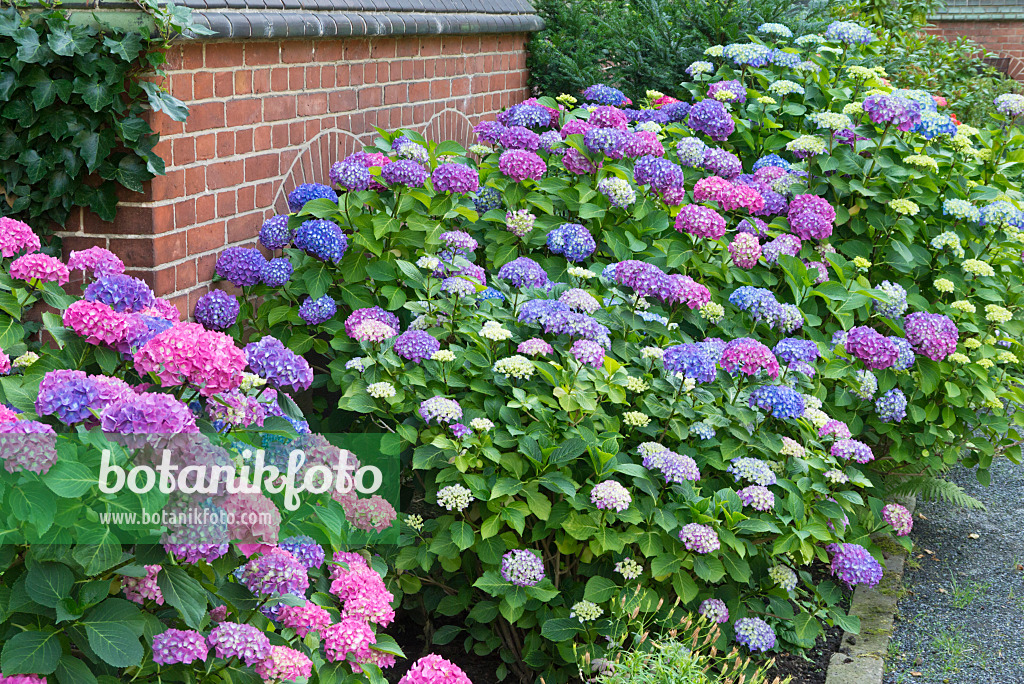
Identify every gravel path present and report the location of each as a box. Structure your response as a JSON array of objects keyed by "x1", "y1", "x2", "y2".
[{"x1": 884, "y1": 457, "x2": 1024, "y2": 684}]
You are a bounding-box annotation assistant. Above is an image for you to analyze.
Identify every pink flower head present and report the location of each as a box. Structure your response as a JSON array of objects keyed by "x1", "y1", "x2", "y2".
[
  {"x1": 329, "y1": 552, "x2": 396, "y2": 626},
  {"x1": 67, "y1": 246, "x2": 125, "y2": 277},
  {"x1": 663, "y1": 274, "x2": 710, "y2": 309},
  {"x1": 323, "y1": 618, "x2": 376, "y2": 663},
  {"x1": 121, "y1": 564, "x2": 164, "y2": 605},
  {"x1": 221, "y1": 491, "x2": 281, "y2": 544},
  {"x1": 498, "y1": 149, "x2": 547, "y2": 182},
  {"x1": 0, "y1": 349, "x2": 9, "y2": 376},
  {"x1": 278, "y1": 601, "x2": 332, "y2": 638},
  {"x1": 254, "y1": 646, "x2": 313, "y2": 683},
  {"x1": 675, "y1": 205, "x2": 727, "y2": 240},
  {"x1": 399, "y1": 655, "x2": 473, "y2": 684},
  {"x1": 571, "y1": 339, "x2": 605, "y2": 367},
  {"x1": 10, "y1": 253, "x2": 69, "y2": 285},
  {"x1": 882, "y1": 503, "x2": 913, "y2": 536},
  {"x1": 134, "y1": 322, "x2": 245, "y2": 396},
  {"x1": 562, "y1": 147, "x2": 599, "y2": 175},
  {"x1": 518, "y1": 338, "x2": 554, "y2": 356},
  {"x1": 819, "y1": 419, "x2": 852, "y2": 440},
  {"x1": 788, "y1": 194, "x2": 836, "y2": 241},
  {"x1": 729, "y1": 233, "x2": 761, "y2": 268},
  {"x1": 334, "y1": 491, "x2": 398, "y2": 533},
  {"x1": 62, "y1": 300, "x2": 128, "y2": 346},
  {"x1": 0, "y1": 217, "x2": 41, "y2": 258},
  {"x1": 142, "y1": 298, "x2": 182, "y2": 321},
  {"x1": 719, "y1": 338, "x2": 780, "y2": 379},
  {"x1": 0, "y1": 675, "x2": 48, "y2": 684},
  {"x1": 345, "y1": 306, "x2": 400, "y2": 339}
]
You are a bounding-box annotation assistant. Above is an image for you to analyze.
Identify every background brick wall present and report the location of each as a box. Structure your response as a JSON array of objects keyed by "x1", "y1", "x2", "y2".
[
  {"x1": 926, "y1": 20, "x2": 1024, "y2": 79},
  {"x1": 60, "y1": 33, "x2": 531, "y2": 313}
]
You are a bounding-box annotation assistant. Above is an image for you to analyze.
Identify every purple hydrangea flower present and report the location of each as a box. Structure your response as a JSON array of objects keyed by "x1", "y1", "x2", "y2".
[
  {"x1": 473, "y1": 187, "x2": 502, "y2": 214},
  {"x1": 216, "y1": 247, "x2": 267, "y2": 287},
  {"x1": 381, "y1": 160, "x2": 428, "y2": 187},
  {"x1": 279, "y1": 535, "x2": 326, "y2": 569},
  {"x1": 259, "y1": 215, "x2": 292, "y2": 250},
  {"x1": 676, "y1": 137, "x2": 708, "y2": 167},
  {"x1": 208, "y1": 622, "x2": 271, "y2": 665},
  {"x1": 498, "y1": 257, "x2": 550, "y2": 289},
  {"x1": 687, "y1": 99, "x2": 735, "y2": 140},
  {"x1": 500, "y1": 125, "x2": 541, "y2": 151},
  {"x1": 788, "y1": 194, "x2": 836, "y2": 241},
  {"x1": 194, "y1": 290, "x2": 239, "y2": 330},
  {"x1": 661, "y1": 101, "x2": 691, "y2": 122},
  {"x1": 547, "y1": 223, "x2": 596, "y2": 262},
  {"x1": 634, "y1": 155, "x2": 684, "y2": 191},
  {"x1": 582, "y1": 84, "x2": 629, "y2": 106},
  {"x1": 245, "y1": 336, "x2": 313, "y2": 391},
  {"x1": 663, "y1": 343, "x2": 718, "y2": 383},
  {"x1": 571, "y1": 339, "x2": 605, "y2": 367},
  {"x1": 699, "y1": 598, "x2": 729, "y2": 623},
  {"x1": 679, "y1": 523, "x2": 720, "y2": 553},
  {"x1": 829, "y1": 543, "x2": 883, "y2": 588},
  {"x1": 702, "y1": 147, "x2": 742, "y2": 179},
  {"x1": 831, "y1": 439, "x2": 874, "y2": 464},
  {"x1": 904, "y1": 312, "x2": 958, "y2": 361},
  {"x1": 329, "y1": 160, "x2": 372, "y2": 191},
  {"x1": 298, "y1": 295, "x2": 336, "y2": 325},
  {"x1": 591, "y1": 480, "x2": 631, "y2": 512},
  {"x1": 675, "y1": 205, "x2": 726, "y2": 240},
  {"x1": 261, "y1": 258, "x2": 293, "y2": 287},
  {"x1": 542, "y1": 310, "x2": 611, "y2": 348},
  {"x1": 862, "y1": 94, "x2": 922, "y2": 132},
  {"x1": 431, "y1": 163, "x2": 480, "y2": 193},
  {"x1": 875, "y1": 388, "x2": 907, "y2": 422},
  {"x1": 734, "y1": 617, "x2": 776, "y2": 652},
  {"x1": 727, "y1": 458, "x2": 777, "y2": 486},
  {"x1": 882, "y1": 503, "x2": 913, "y2": 536},
  {"x1": 642, "y1": 448, "x2": 700, "y2": 483},
  {"x1": 707, "y1": 79, "x2": 746, "y2": 103},
  {"x1": 584, "y1": 127, "x2": 626, "y2": 156},
  {"x1": 84, "y1": 274, "x2": 156, "y2": 313},
  {"x1": 844, "y1": 326, "x2": 898, "y2": 370},
  {"x1": 152, "y1": 629, "x2": 209, "y2": 665},
  {"x1": 498, "y1": 150, "x2": 547, "y2": 182},
  {"x1": 393, "y1": 330, "x2": 440, "y2": 364},
  {"x1": 889, "y1": 336, "x2": 916, "y2": 370},
  {"x1": 518, "y1": 299, "x2": 569, "y2": 325},
  {"x1": 294, "y1": 219, "x2": 347, "y2": 262},
  {"x1": 287, "y1": 183, "x2": 338, "y2": 213},
  {"x1": 737, "y1": 485, "x2": 775, "y2": 511},
  {"x1": 419, "y1": 396, "x2": 462, "y2": 424},
  {"x1": 36, "y1": 371, "x2": 100, "y2": 425},
  {"x1": 234, "y1": 548, "x2": 309, "y2": 598},
  {"x1": 500, "y1": 550, "x2": 545, "y2": 586}
]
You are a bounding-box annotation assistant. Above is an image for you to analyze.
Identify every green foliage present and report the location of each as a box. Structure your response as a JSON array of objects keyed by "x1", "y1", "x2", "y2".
[
  {"x1": 0, "y1": 0, "x2": 207, "y2": 229},
  {"x1": 837, "y1": 0, "x2": 1024, "y2": 125},
  {"x1": 526, "y1": 0, "x2": 837, "y2": 101},
  {"x1": 886, "y1": 476, "x2": 985, "y2": 510}
]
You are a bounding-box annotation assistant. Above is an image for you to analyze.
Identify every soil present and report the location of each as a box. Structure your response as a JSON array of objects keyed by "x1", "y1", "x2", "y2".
[{"x1": 767, "y1": 621, "x2": 844, "y2": 684}]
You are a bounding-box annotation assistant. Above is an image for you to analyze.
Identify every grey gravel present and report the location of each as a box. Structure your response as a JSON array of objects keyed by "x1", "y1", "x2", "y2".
[{"x1": 884, "y1": 457, "x2": 1024, "y2": 684}]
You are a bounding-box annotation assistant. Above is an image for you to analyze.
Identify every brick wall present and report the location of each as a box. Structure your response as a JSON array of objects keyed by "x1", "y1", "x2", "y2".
[
  {"x1": 60, "y1": 33, "x2": 531, "y2": 313},
  {"x1": 926, "y1": 20, "x2": 1024, "y2": 80}
]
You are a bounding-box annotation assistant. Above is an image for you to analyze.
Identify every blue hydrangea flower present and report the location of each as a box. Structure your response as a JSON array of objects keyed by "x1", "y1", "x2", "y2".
[
  {"x1": 287, "y1": 183, "x2": 338, "y2": 213},
  {"x1": 298, "y1": 295, "x2": 336, "y2": 325},
  {"x1": 259, "y1": 215, "x2": 291, "y2": 250},
  {"x1": 547, "y1": 223, "x2": 597, "y2": 262},
  {"x1": 748, "y1": 384, "x2": 805, "y2": 419},
  {"x1": 294, "y1": 220, "x2": 347, "y2": 262},
  {"x1": 663, "y1": 343, "x2": 718, "y2": 383},
  {"x1": 875, "y1": 388, "x2": 907, "y2": 422},
  {"x1": 261, "y1": 258, "x2": 293, "y2": 287},
  {"x1": 473, "y1": 187, "x2": 502, "y2": 214}
]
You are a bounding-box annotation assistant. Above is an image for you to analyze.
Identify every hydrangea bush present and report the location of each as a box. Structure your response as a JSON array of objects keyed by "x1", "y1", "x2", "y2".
[
  {"x1": 0, "y1": 223, "x2": 467, "y2": 682},
  {"x1": 151, "y1": 19, "x2": 1024, "y2": 683}
]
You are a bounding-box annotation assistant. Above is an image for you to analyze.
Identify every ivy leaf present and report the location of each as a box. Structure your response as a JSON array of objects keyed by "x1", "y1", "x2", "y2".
[
  {"x1": 1, "y1": 628, "x2": 61, "y2": 675},
  {"x1": 138, "y1": 81, "x2": 189, "y2": 122},
  {"x1": 0, "y1": 70, "x2": 16, "y2": 100},
  {"x1": 17, "y1": 149, "x2": 47, "y2": 184},
  {"x1": 116, "y1": 115, "x2": 150, "y2": 143},
  {"x1": 112, "y1": 155, "x2": 149, "y2": 193},
  {"x1": 72, "y1": 77, "x2": 115, "y2": 112},
  {"x1": 102, "y1": 33, "x2": 143, "y2": 62},
  {"x1": 13, "y1": 27, "x2": 44, "y2": 62},
  {"x1": 47, "y1": 23, "x2": 93, "y2": 56}
]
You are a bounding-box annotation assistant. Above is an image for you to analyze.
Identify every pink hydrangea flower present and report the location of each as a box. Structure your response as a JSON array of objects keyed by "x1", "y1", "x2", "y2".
[
  {"x1": 330, "y1": 552, "x2": 396, "y2": 626},
  {"x1": 254, "y1": 646, "x2": 313, "y2": 682},
  {"x1": 674, "y1": 205, "x2": 726, "y2": 240},
  {"x1": 121, "y1": 564, "x2": 164, "y2": 605},
  {"x1": 323, "y1": 617, "x2": 376, "y2": 663},
  {"x1": 334, "y1": 491, "x2": 398, "y2": 533},
  {"x1": 67, "y1": 246, "x2": 125, "y2": 277},
  {"x1": 279, "y1": 601, "x2": 332, "y2": 638},
  {"x1": 882, "y1": 503, "x2": 913, "y2": 536},
  {"x1": 221, "y1": 491, "x2": 281, "y2": 544},
  {"x1": 62, "y1": 300, "x2": 128, "y2": 346},
  {"x1": 134, "y1": 322, "x2": 245, "y2": 396},
  {"x1": 399, "y1": 655, "x2": 473, "y2": 684},
  {"x1": 0, "y1": 216, "x2": 41, "y2": 257},
  {"x1": 729, "y1": 233, "x2": 761, "y2": 268},
  {"x1": 10, "y1": 253, "x2": 69, "y2": 285}
]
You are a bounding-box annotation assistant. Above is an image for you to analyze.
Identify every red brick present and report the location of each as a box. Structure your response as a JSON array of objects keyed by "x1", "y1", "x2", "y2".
[
  {"x1": 149, "y1": 170, "x2": 185, "y2": 202},
  {"x1": 297, "y1": 93, "x2": 328, "y2": 116},
  {"x1": 186, "y1": 223, "x2": 227, "y2": 256},
  {"x1": 253, "y1": 68, "x2": 271, "y2": 93},
  {"x1": 206, "y1": 160, "x2": 244, "y2": 190},
  {"x1": 264, "y1": 95, "x2": 296, "y2": 122},
  {"x1": 234, "y1": 70, "x2": 253, "y2": 95},
  {"x1": 216, "y1": 191, "x2": 236, "y2": 218},
  {"x1": 226, "y1": 215, "x2": 256, "y2": 243},
  {"x1": 245, "y1": 153, "x2": 281, "y2": 182},
  {"x1": 288, "y1": 66, "x2": 304, "y2": 89},
  {"x1": 384, "y1": 84, "x2": 407, "y2": 105},
  {"x1": 170, "y1": 73, "x2": 193, "y2": 101},
  {"x1": 245, "y1": 42, "x2": 280, "y2": 66},
  {"x1": 397, "y1": 38, "x2": 419, "y2": 58},
  {"x1": 182, "y1": 44, "x2": 204, "y2": 70},
  {"x1": 185, "y1": 102, "x2": 225, "y2": 133},
  {"x1": 175, "y1": 199, "x2": 196, "y2": 228},
  {"x1": 214, "y1": 71, "x2": 233, "y2": 98},
  {"x1": 193, "y1": 72, "x2": 214, "y2": 99},
  {"x1": 172, "y1": 138, "x2": 196, "y2": 167},
  {"x1": 282, "y1": 40, "x2": 314, "y2": 63},
  {"x1": 195, "y1": 134, "x2": 216, "y2": 161},
  {"x1": 111, "y1": 233, "x2": 185, "y2": 269},
  {"x1": 196, "y1": 194, "x2": 216, "y2": 223},
  {"x1": 237, "y1": 185, "x2": 256, "y2": 213},
  {"x1": 270, "y1": 67, "x2": 289, "y2": 91},
  {"x1": 205, "y1": 43, "x2": 244, "y2": 69},
  {"x1": 409, "y1": 80, "x2": 429, "y2": 103},
  {"x1": 175, "y1": 261, "x2": 198, "y2": 291},
  {"x1": 226, "y1": 99, "x2": 262, "y2": 126},
  {"x1": 216, "y1": 131, "x2": 235, "y2": 157},
  {"x1": 317, "y1": 41, "x2": 344, "y2": 62},
  {"x1": 185, "y1": 166, "x2": 206, "y2": 194},
  {"x1": 254, "y1": 126, "x2": 273, "y2": 151},
  {"x1": 235, "y1": 129, "x2": 254, "y2": 155},
  {"x1": 358, "y1": 87, "x2": 381, "y2": 109},
  {"x1": 345, "y1": 39, "x2": 370, "y2": 61}
]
